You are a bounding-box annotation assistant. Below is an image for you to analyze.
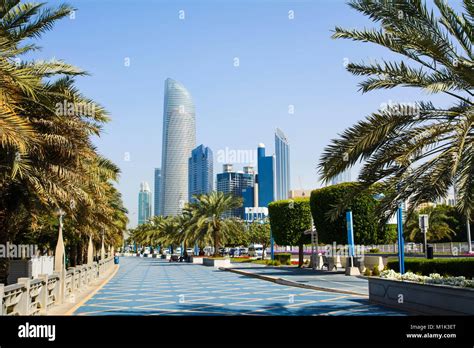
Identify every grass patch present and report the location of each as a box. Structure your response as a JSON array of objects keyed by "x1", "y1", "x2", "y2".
[{"x1": 230, "y1": 257, "x2": 253, "y2": 263}]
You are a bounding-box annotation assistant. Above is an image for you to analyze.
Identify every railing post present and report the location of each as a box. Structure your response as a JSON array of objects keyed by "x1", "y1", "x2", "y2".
[
  {"x1": 17, "y1": 278, "x2": 30, "y2": 315},
  {"x1": 69, "y1": 268, "x2": 75, "y2": 294},
  {"x1": 0, "y1": 284, "x2": 4, "y2": 315},
  {"x1": 38, "y1": 274, "x2": 48, "y2": 314},
  {"x1": 51, "y1": 272, "x2": 62, "y2": 305}
]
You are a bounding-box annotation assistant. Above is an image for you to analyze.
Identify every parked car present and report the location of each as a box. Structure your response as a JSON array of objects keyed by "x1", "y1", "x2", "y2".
[
  {"x1": 248, "y1": 244, "x2": 263, "y2": 258},
  {"x1": 229, "y1": 248, "x2": 240, "y2": 257},
  {"x1": 219, "y1": 248, "x2": 229, "y2": 256},
  {"x1": 239, "y1": 247, "x2": 248, "y2": 256}
]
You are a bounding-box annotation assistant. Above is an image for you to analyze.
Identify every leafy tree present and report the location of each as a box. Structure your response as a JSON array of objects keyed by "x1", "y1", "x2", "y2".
[
  {"x1": 247, "y1": 221, "x2": 271, "y2": 259},
  {"x1": 310, "y1": 183, "x2": 396, "y2": 244},
  {"x1": 318, "y1": 0, "x2": 474, "y2": 230},
  {"x1": 268, "y1": 198, "x2": 311, "y2": 267}
]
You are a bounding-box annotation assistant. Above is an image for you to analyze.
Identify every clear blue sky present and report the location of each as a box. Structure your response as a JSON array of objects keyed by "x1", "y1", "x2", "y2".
[{"x1": 36, "y1": 0, "x2": 455, "y2": 227}]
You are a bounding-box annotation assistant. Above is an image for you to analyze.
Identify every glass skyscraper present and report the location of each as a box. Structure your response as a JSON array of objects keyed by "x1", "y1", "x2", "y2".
[
  {"x1": 160, "y1": 78, "x2": 196, "y2": 216},
  {"x1": 257, "y1": 143, "x2": 275, "y2": 207},
  {"x1": 188, "y1": 145, "x2": 213, "y2": 201},
  {"x1": 154, "y1": 168, "x2": 161, "y2": 216},
  {"x1": 216, "y1": 164, "x2": 254, "y2": 218},
  {"x1": 138, "y1": 182, "x2": 152, "y2": 225},
  {"x1": 275, "y1": 128, "x2": 290, "y2": 200}
]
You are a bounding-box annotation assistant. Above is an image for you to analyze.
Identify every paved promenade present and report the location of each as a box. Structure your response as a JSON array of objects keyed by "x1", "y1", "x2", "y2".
[
  {"x1": 73, "y1": 257, "x2": 406, "y2": 316},
  {"x1": 227, "y1": 263, "x2": 369, "y2": 296}
]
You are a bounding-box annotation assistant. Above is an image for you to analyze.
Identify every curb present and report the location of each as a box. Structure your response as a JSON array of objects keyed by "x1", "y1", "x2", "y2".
[{"x1": 219, "y1": 267, "x2": 368, "y2": 297}]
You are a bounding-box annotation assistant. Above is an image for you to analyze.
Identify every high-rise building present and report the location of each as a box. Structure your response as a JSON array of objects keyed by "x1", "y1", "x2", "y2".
[
  {"x1": 188, "y1": 145, "x2": 213, "y2": 201},
  {"x1": 257, "y1": 143, "x2": 275, "y2": 207},
  {"x1": 153, "y1": 168, "x2": 161, "y2": 216},
  {"x1": 138, "y1": 182, "x2": 152, "y2": 225},
  {"x1": 275, "y1": 128, "x2": 290, "y2": 201},
  {"x1": 216, "y1": 164, "x2": 254, "y2": 218},
  {"x1": 330, "y1": 169, "x2": 351, "y2": 185},
  {"x1": 160, "y1": 78, "x2": 196, "y2": 216}
]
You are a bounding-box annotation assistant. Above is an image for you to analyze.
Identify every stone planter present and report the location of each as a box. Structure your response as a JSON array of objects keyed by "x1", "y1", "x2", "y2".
[
  {"x1": 203, "y1": 258, "x2": 231, "y2": 268},
  {"x1": 360, "y1": 256, "x2": 386, "y2": 273},
  {"x1": 190, "y1": 256, "x2": 204, "y2": 264},
  {"x1": 369, "y1": 277, "x2": 474, "y2": 315}
]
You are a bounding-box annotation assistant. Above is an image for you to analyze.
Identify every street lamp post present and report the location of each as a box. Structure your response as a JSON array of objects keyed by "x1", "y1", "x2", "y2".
[
  {"x1": 304, "y1": 217, "x2": 319, "y2": 270},
  {"x1": 467, "y1": 217, "x2": 472, "y2": 254},
  {"x1": 396, "y1": 199, "x2": 406, "y2": 274},
  {"x1": 419, "y1": 214, "x2": 429, "y2": 257}
]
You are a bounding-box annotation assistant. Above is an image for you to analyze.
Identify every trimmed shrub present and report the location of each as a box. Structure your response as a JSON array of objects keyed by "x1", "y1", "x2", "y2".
[
  {"x1": 310, "y1": 182, "x2": 394, "y2": 245},
  {"x1": 387, "y1": 258, "x2": 474, "y2": 278},
  {"x1": 274, "y1": 253, "x2": 291, "y2": 265},
  {"x1": 268, "y1": 198, "x2": 311, "y2": 246}
]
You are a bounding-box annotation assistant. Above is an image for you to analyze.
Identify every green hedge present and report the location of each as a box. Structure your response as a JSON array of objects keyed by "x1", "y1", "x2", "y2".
[
  {"x1": 387, "y1": 258, "x2": 474, "y2": 278},
  {"x1": 310, "y1": 183, "x2": 394, "y2": 245},
  {"x1": 268, "y1": 198, "x2": 311, "y2": 246},
  {"x1": 274, "y1": 253, "x2": 291, "y2": 265}
]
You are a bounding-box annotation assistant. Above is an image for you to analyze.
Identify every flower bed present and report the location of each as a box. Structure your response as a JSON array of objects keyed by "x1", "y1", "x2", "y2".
[
  {"x1": 386, "y1": 257, "x2": 474, "y2": 278},
  {"x1": 369, "y1": 270, "x2": 474, "y2": 315},
  {"x1": 380, "y1": 269, "x2": 474, "y2": 288}
]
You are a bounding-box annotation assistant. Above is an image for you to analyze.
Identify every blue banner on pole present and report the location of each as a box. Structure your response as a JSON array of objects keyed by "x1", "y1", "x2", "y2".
[{"x1": 346, "y1": 210, "x2": 355, "y2": 258}]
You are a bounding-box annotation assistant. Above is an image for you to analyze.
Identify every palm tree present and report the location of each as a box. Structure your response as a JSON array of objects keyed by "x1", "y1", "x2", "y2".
[
  {"x1": 0, "y1": 1, "x2": 128, "y2": 279},
  {"x1": 186, "y1": 192, "x2": 244, "y2": 256},
  {"x1": 406, "y1": 205, "x2": 456, "y2": 242},
  {"x1": 319, "y1": 0, "x2": 474, "y2": 225}
]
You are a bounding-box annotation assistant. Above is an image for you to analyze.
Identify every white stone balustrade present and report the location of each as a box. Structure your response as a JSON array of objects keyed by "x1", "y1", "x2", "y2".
[{"x1": 0, "y1": 256, "x2": 115, "y2": 315}]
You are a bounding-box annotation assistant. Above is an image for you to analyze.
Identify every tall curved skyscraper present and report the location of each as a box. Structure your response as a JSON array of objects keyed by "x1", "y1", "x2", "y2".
[{"x1": 160, "y1": 78, "x2": 196, "y2": 216}]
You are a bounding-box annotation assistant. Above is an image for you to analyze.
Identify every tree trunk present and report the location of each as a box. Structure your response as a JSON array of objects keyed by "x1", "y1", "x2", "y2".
[
  {"x1": 213, "y1": 231, "x2": 219, "y2": 257},
  {"x1": 298, "y1": 242, "x2": 304, "y2": 268},
  {"x1": 70, "y1": 243, "x2": 77, "y2": 267}
]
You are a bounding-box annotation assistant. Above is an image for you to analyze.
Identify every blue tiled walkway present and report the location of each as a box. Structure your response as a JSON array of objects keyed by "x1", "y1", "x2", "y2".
[{"x1": 73, "y1": 257, "x2": 406, "y2": 316}]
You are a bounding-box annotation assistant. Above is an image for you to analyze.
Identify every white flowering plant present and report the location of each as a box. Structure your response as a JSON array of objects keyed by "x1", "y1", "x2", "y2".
[{"x1": 379, "y1": 269, "x2": 474, "y2": 288}]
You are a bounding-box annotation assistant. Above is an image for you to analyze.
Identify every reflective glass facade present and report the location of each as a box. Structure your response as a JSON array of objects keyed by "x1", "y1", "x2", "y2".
[
  {"x1": 216, "y1": 165, "x2": 254, "y2": 218},
  {"x1": 160, "y1": 78, "x2": 196, "y2": 216},
  {"x1": 154, "y1": 168, "x2": 161, "y2": 216},
  {"x1": 138, "y1": 182, "x2": 152, "y2": 225},
  {"x1": 257, "y1": 144, "x2": 275, "y2": 207},
  {"x1": 188, "y1": 145, "x2": 213, "y2": 201},
  {"x1": 275, "y1": 128, "x2": 290, "y2": 200}
]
